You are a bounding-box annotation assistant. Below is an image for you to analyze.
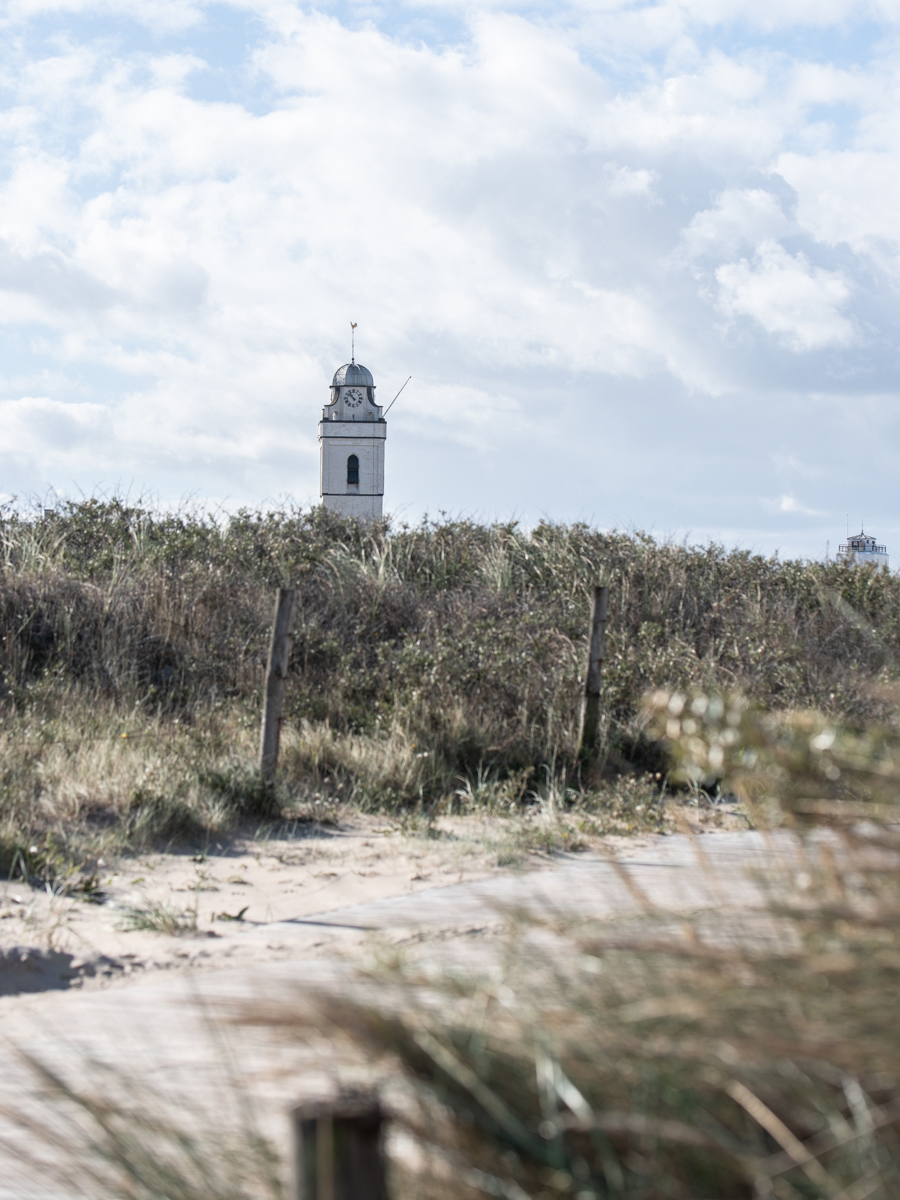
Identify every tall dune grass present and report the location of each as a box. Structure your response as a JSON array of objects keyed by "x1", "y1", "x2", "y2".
[
  {"x1": 1, "y1": 497, "x2": 898, "y2": 870},
  {"x1": 273, "y1": 693, "x2": 900, "y2": 1200}
]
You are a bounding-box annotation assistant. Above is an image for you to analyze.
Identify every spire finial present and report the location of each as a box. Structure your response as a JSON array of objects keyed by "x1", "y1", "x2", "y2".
[{"x1": 350, "y1": 322, "x2": 357, "y2": 363}]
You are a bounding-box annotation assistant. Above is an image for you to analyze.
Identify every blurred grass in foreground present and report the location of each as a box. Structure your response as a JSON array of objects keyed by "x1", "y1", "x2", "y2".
[
  {"x1": 1, "y1": 1051, "x2": 283, "y2": 1200},
  {"x1": 8, "y1": 691, "x2": 900, "y2": 1199},
  {"x1": 268, "y1": 691, "x2": 900, "y2": 1200}
]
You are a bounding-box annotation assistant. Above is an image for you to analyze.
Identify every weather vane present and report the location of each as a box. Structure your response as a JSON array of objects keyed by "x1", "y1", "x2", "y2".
[{"x1": 350, "y1": 322, "x2": 357, "y2": 362}]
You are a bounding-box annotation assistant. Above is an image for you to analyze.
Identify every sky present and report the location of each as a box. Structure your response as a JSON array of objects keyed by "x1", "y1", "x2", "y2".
[{"x1": 1, "y1": 0, "x2": 899, "y2": 558}]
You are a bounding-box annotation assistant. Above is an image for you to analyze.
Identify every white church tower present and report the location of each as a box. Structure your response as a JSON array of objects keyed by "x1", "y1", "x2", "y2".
[{"x1": 318, "y1": 356, "x2": 386, "y2": 521}]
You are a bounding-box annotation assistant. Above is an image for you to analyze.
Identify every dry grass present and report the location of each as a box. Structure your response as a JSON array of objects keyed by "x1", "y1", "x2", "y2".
[
  {"x1": 260, "y1": 693, "x2": 900, "y2": 1200},
  {"x1": 2, "y1": 497, "x2": 900, "y2": 874},
  {"x1": 0, "y1": 695, "x2": 279, "y2": 881},
  {"x1": 7, "y1": 690, "x2": 900, "y2": 1199},
  {"x1": 312, "y1": 881, "x2": 900, "y2": 1199},
  {"x1": 8, "y1": 501, "x2": 900, "y2": 1198},
  {"x1": 1, "y1": 1052, "x2": 283, "y2": 1200},
  {"x1": 114, "y1": 900, "x2": 199, "y2": 936}
]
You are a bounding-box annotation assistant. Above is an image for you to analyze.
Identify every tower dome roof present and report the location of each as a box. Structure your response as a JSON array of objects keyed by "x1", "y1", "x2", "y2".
[{"x1": 332, "y1": 362, "x2": 374, "y2": 388}]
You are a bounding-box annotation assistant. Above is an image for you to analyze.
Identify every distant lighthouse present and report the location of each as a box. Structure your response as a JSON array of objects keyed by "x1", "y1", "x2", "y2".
[
  {"x1": 837, "y1": 528, "x2": 889, "y2": 569},
  {"x1": 318, "y1": 357, "x2": 386, "y2": 522}
]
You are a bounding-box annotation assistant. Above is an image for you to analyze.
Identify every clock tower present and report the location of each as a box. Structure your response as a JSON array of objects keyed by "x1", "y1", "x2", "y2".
[{"x1": 318, "y1": 359, "x2": 386, "y2": 521}]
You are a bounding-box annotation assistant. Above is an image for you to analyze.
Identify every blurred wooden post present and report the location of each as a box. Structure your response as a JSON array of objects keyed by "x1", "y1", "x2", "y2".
[
  {"x1": 290, "y1": 1094, "x2": 387, "y2": 1200},
  {"x1": 260, "y1": 587, "x2": 297, "y2": 782},
  {"x1": 578, "y1": 584, "x2": 609, "y2": 764}
]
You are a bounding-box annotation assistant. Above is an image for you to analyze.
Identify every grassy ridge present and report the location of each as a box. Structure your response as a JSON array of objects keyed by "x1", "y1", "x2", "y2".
[{"x1": 0, "y1": 498, "x2": 898, "y2": 868}]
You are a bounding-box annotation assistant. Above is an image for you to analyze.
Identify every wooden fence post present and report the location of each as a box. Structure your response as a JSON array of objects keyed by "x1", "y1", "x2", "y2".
[
  {"x1": 290, "y1": 1094, "x2": 387, "y2": 1200},
  {"x1": 259, "y1": 587, "x2": 297, "y2": 783},
  {"x1": 578, "y1": 584, "x2": 610, "y2": 764}
]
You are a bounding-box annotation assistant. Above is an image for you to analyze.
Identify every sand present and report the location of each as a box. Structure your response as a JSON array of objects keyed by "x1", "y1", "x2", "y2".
[
  {"x1": 0, "y1": 806, "x2": 746, "y2": 999},
  {"x1": 0, "y1": 812, "x2": 609, "y2": 996},
  {"x1": 0, "y1": 818, "x2": 848, "y2": 1200}
]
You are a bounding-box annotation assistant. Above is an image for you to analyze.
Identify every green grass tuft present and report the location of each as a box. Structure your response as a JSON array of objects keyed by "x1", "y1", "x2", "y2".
[{"x1": 114, "y1": 901, "x2": 198, "y2": 936}]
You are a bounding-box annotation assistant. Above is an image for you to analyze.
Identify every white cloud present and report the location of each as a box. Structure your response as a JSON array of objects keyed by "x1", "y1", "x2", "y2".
[
  {"x1": 772, "y1": 494, "x2": 826, "y2": 516},
  {"x1": 775, "y1": 150, "x2": 900, "y2": 269},
  {"x1": 679, "y1": 189, "x2": 790, "y2": 263},
  {"x1": 0, "y1": 1, "x2": 894, "y2": 554},
  {"x1": 605, "y1": 164, "x2": 659, "y2": 198},
  {"x1": 715, "y1": 241, "x2": 855, "y2": 351},
  {"x1": 398, "y1": 383, "x2": 525, "y2": 453},
  {"x1": 0, "y1": 396, "x2": 114, "y2": 479}
]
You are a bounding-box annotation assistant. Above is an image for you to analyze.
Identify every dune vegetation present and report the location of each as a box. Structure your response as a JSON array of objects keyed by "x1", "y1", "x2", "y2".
[
  {"x1": 17, "y1": 691, "x2": 900, "y2": 1200},
  {"x1": 6, "y1": 499, "x2": 900, "y2": 1200},
  {"x1": 1, "y1": 496, "x2": 898, "y2": 877},
  {"x1": 294, "y1": 694, "x2": 900, "y2": 1200}
]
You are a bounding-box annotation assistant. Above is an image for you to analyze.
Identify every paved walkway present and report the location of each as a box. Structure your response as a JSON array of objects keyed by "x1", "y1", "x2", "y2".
[{"x1": 0, "y1": 830, "x2": 815, "y2": 1198}]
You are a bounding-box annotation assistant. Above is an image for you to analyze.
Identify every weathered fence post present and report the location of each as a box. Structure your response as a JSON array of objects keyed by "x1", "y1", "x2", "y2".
[
  {"x1": 290, "y1": 1094, "x2": 387, "y2": 1200},
  {"x1": 259, "y1": 587, "x2": 297, "y2": 783},
  {"x1": 578, "y1": 584, "x2": 610, "y2": 764}
]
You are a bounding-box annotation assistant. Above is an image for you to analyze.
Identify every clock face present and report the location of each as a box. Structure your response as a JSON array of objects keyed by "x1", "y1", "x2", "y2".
[{"x1": 344, "y1": 388, "x2": 363, "y2": 408}]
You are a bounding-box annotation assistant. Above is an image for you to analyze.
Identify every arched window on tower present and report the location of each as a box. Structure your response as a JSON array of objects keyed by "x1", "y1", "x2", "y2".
[{"x1": 347, "y1": 454, "x2": 359, "y2": 485}]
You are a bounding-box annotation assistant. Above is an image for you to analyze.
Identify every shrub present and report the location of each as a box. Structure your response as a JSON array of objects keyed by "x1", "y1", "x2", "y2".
[{"x1": 1, "y1": 497, "x2": 899, "y2": 853}]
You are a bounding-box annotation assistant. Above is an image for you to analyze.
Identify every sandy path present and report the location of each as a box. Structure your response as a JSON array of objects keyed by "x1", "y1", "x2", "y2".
[
  {"x1": 0, "y1": 825, "x2": 812, "y2": 1198},
  {"x1": 3, "y1": 825, "x2": 844, "y2": 1200},
  {"x1": 2, "y1": 811, "x2": 743, "y2": 995},
  {"x1": 0, "y1": 813, "x2": 530, "y2": 994}
]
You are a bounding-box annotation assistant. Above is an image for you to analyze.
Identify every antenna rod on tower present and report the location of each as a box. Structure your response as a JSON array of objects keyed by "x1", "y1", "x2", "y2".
[
  {"x1": 350, "y1": 321, "x2": 357, "y2": 362},
  {"x1": 383, "y1": 376, "x2": 411, "y2": 418}
]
